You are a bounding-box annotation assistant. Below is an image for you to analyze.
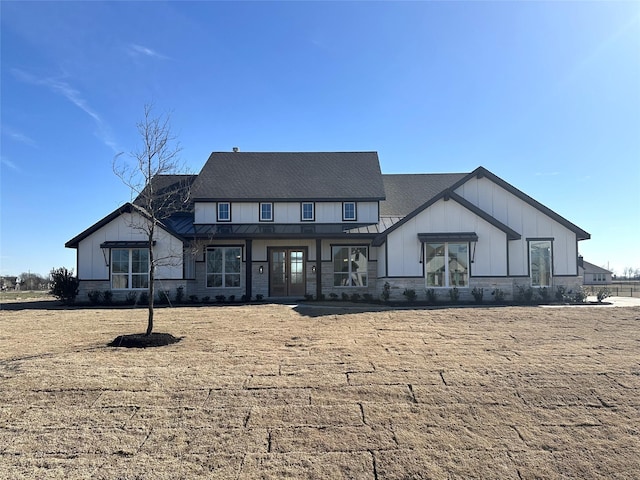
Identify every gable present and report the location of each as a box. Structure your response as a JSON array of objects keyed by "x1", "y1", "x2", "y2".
[{"x1": 191, "y1": 151, "x2": 386, "y2": 201}]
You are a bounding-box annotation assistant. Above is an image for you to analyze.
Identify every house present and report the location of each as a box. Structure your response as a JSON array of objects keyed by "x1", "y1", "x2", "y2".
[
  {"x1": 580, "y1": 259, "x2": 613, "y2": 285},
  {"x1": 66, "y1": 151, "x2": 590, "y2": 302}
]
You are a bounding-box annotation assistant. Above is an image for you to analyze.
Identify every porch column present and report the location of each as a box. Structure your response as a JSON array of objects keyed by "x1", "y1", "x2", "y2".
[
  {"x1": 315, "y1": 238, "x2": 322, "y2": 300},
  {"x1": 246, "y1": 239, "x2": 253, "y2": 300}
]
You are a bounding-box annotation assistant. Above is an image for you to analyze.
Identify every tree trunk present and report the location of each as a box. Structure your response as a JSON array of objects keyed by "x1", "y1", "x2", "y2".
[{"x1": 146, "y1": 230, "x2": 155, "y2": 336}]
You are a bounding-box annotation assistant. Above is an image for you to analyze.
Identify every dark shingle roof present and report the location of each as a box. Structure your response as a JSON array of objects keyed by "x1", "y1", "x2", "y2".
[
  {"x1": 191, "y1": 152, "x2": 385, "y2": 201},
  {"x1": 380, "y1": 173, "x2": 467, "y2": 216}
]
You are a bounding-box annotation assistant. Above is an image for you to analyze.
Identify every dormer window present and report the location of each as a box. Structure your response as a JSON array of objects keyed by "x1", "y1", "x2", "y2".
[
  {"x1": 217, "y1": 202, "x2": 231, "y2": 222},
  {"x1": 343, "y1": 202, "x2": 357, "y2": 221},
  {"x1": 301, "y1": 202, "x2": 315, "y2": 221},
  {"x1": 259, "y1": 202, "x2": 273, "y2": 222}
]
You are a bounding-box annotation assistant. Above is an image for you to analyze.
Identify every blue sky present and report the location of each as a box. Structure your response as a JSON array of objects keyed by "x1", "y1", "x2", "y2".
[{"x1": 1, "y1": 1, "x2": 639, "y2": 278}]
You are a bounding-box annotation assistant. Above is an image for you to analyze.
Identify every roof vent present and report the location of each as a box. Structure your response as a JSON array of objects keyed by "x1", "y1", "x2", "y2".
[{"x1": 232, "y1": 147, "x2": 239, "y2": 152}]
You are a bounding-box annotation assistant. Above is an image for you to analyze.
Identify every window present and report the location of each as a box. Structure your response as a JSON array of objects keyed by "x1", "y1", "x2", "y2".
[
  {"x1": 425, "y1": 243, "x2": 468, "y2": 287},
  {"x1": 259, "y1": 203, "x2": 273, "y2": 222},
  {"x1": 343, "y1": 202, "x2": 356, "y2": 221},
  {"x1": 301, "y1": 202, "x2": 315, "y2": 221},
  {"x1": 333, "y1": 246, "x2": 368, "y2": 286},
  {"x1": 111, "y1": 248, "x2": 149, "y2": 289},
  {"x1": 206, "y1": 247, "x2": 241, "y2": 288},
  {"x1": 530, "y1": 240, "x2": 552, "y2": 287},
  {"x1": 217, "y1": 202, "x2": 231, "y2": 222}
]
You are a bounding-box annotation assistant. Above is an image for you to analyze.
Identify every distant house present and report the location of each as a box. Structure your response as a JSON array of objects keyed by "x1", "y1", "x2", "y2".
[
  {"x1": 66, "y1": 151, "x2": 590, "y2": 302},
  {"x1": 580, "y1": 259, "x2": 613, "y2": 285}
]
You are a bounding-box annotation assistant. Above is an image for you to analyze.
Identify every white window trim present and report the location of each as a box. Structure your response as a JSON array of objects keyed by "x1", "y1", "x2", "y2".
[
  {"x1": 332, "y1": 246, "x2": 368, "y2": 287},
  {"x1": 301, "y1": 202, "x2": 315, "y2": 221},
  {"x1": 343, "y1": 202, "x2": 357, "y2": 221},
  {"x1": 111, "y1": 248, "x2": 149, "y2": 290},
  {"x1": 259, "y1": 202, "x2": 273, "y2": 222},
  {"x1": 206, "y1": 246, "x2": 242, "y2": 288},
  {"x1": 217, "y1": 202, "x2": 231, "y2": 222},
  {"x1": 424, "y1": 242, "x2": 469, "y2": 288},
  {"x1": 529, "y1": 239, "x2": 553, "y2": 287}
]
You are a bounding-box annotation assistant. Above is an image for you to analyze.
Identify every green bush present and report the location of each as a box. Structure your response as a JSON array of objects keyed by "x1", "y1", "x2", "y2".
[
  {"x1": 572, "y1": 287, "x2": 587, "y2": 303},
  {"x1": 175, "y1": 286, "x2": 185, "y2": 304},
  {"x1": 255, "y1": 294, "x2": 264, "y2": 301},
  {"x1": 329, "y1": 293, "x2": 338, "y2": 301},
  {"x1": 449, "y1": 287, "x2": 460, "y2": 304},
  {"x1": 138, "y1": 291, "x2": 149, "y2": 305},
  {"x1": 341, "y1": 292, "x2": 349, "y2": 301},
  {"x1": 596, "y1": 287, "x2": 611, "y2": 303},
  {"x1": 381, "y1": 282, "x2": 391, "y2": 302},
  {"x1": 87, "y1": 290, "x2": 102, "y2": 305},
  {"x1": 125, "y1": 291, "x2": 137, "y2": 305},
  {"x1": 102, "y1": 290, "x2": 113, "y2": 305},
  {"x1": 49, "y1": 267, "x2": 79, "y2": 305},
  {"x1": 555, "y1": 285, "x2": 567, "y2": 302},
  {"x1": 491, "y1": 288, "x2": 505, "y2": 304},
  {"x1": 362, "y1": 293, "x2": 373, "y2": 303},
  {"x1": 471, "y1": 287, "x2": 484, "y2": 303},
  {"x1": 402, "y1": 288, "x2": 417, "y2": 302},
  {"x1": 539, "y1": 287, "x2": 550, "y2": 303},
  {"x1": 425, "y1": 288, "x2": 437, "y2": 305},
  {"x1": 157, "y1": 290, "x2": 171, "y2": 305}
]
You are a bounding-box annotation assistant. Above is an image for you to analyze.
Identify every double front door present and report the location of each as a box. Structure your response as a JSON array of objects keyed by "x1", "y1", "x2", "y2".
[{"x1": 269, "y1": 248, "x2": 305, "y2": 297}]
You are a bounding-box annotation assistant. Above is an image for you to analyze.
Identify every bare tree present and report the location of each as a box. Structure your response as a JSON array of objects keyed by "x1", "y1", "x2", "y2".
[{"x1": 113, "y1": 104, "x2": 190, "y2": 336}]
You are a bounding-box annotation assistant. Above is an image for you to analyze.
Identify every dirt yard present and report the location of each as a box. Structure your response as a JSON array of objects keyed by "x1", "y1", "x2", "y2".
[{"x1": 0, "y1": 302, "x2": 639, "y2": 479}]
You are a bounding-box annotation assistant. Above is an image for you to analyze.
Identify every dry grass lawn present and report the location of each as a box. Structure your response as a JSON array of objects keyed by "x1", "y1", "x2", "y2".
[{"x1": 0, "y1": 302, "x2": 639, "y2": 479}]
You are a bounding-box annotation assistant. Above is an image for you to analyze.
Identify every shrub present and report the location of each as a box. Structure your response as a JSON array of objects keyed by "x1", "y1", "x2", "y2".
[
  {"x1": 449, "y1": 287, "x2": 460, "y2": 304},
  {"x1": 491, "y1": 288, "x2": 505, "y2": 304},
  {"x1": 363, "y1": 293, "x2": 373, "y2": 303},
  {"x1": 350, "y1": 293, "x2": 361, "y2": 302},
  {"x1": 255, "y1": 294, "x2": 264, "y2": 301},
  {"x1": 125, "y1": 291, "x2": 137, "y2": 305},
  {"x1": 555, "y1": 285, "x2": 566, "y2": 302},
  {"x1": 215, "y1": 295, "x2": 225, "y2": 303},
  {"x1": 87, "y1": 290, "x2": 102, "y2": 305},
  {"x1": 138, "y1": 291, "x2": 149, "y2": 305},
  {"x1": 572, "y1": 287, "x2": 587, "y2": 303},
  {"x1": 157, "y1": 290, "x2": 171, "y2": 305},
  {"x1": 471, "y1": 287, "x2": 484, "y2": 304},
  {"x1": 329, "y1": 293, "x2": 338, "y2": 301},
  {"x1": 403, "y1": 288, "x2": 417, "y2": 302},
  {"x1": 515, "y1": 285, "x2": 535, "y2": 304},
  {"x1": 189, "y1": 295, "x2": 199, "y2": 304},
  {"x1": 202, "y1": 296, "x2": 211, "y2": 304},
  {"x1": 596, "y1": 287, "x2": 611, "y2": 303},
  {"x1": 381, "y1": 282, "x2": 391, "y2": 302},
  {"x1": 175, "y1": 286, "x2": 185, "y2": 304},
  {"x1": 241, "y1": 294, "x2": 249, "y2": 302},
  {"x1": 49, "y1": 267, "x2": 79, "y2": 305},
  {"x1": 425, "y1": 288, "x2": 437, "y2": 305},
  {"x1": 304, "y1": 294, "x2": 313, "y2": 301},
  {"x1": 319, "y1": 294, "x2": 326, "y2": 301},
  {"x1": 102, "y1": 290, "x2": 113, "y2": 305},
  {"x1": 539, "y1": 287, "x2": 550, "y2": 303},
  {"x1": 228, "y1": 295, "x2": 236, "y2": 303},
  {"x1": 341, "y1": 292, "x2": 349, "y2": 301}
]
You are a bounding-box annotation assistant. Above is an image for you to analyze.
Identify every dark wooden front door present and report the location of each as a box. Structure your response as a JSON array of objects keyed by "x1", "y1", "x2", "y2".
[{"x1": 270, "y1": 248, "x2": 305, "y2": 297}]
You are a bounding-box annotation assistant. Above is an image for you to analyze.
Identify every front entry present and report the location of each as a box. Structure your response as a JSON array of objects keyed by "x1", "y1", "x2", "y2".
[{"x1": 269, "y1": 248, "x2": 305, "y2": 297}]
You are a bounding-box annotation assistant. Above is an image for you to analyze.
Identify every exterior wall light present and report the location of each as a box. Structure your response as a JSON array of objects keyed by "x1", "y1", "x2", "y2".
[{"x1": 259, "y1": 266, "x2": 264, "y2": 274}]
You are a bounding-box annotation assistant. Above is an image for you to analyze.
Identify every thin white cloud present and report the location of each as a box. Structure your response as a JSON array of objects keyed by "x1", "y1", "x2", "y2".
[
  {"x1": 11, "y1": 69, "x2": 119, "y2": 153},
  {"x1": 127, "y1": 43, "x2": 169, "y2": 60},
  {"x1": 1, "y1": 156, "x2": 20, "y2": 172},
  {"x1": 1, "y1": 126, "x2": 37, "y2": 147}
]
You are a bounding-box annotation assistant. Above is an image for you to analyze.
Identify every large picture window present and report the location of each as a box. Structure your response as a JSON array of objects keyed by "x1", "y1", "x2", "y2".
[
  {"x1": 425, "y1": 242, "x2": 468, "y2": 287},
  {"x1": 333, "y1": 246, "x2": 368, "y2": 286},
  {"x1": 206, "y1": 247, "x2": 241, "y2": 288},
  {"x1": 530, "y1": 240, "x2": 552, "y2": 287},
  {"x1": 111, "y1": 248, "x2": 149, "y2": 289}
]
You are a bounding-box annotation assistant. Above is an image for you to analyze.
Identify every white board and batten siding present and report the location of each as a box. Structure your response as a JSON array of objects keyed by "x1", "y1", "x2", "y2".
[
  {"x1": 455, "y1": 177, "x2": 579, "y2": 276},
  {"x1": 194, "y1": 201, "x2": 379, "y2": 224},
  {"x1": 76, "y1": 212, "x2": 184, "y2": 280},
  {"x1": 382, "y1": 198, "x2": 508, "y2": 278}
]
